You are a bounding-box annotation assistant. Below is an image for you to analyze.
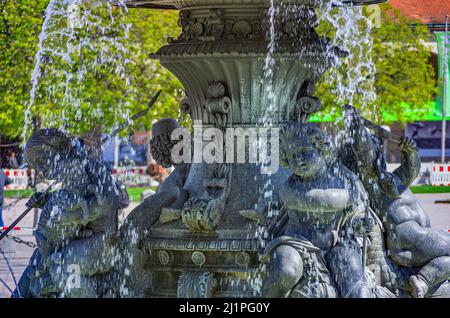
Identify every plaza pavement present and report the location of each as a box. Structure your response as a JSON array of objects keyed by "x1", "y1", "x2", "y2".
[{"x1": 0, "y1": 194, "x2": 449, "y2": 297}]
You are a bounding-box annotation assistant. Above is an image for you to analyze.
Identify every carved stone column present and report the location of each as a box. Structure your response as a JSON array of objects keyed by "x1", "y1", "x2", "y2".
[
  {"x1": 157, "y1": 3, "x2": 329, "y2": 126},
  {"x1": 127, "y1": 0, "x2": 385, "y2": 126}
]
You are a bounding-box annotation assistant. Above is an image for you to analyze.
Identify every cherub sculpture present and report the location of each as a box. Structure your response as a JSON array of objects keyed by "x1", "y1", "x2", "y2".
[
  {"x1": 344, "y1": 106, "x2": 450, "y2": 298},
  {"x1": 15, "y1": 128, "x2": 119, "y2": 297},
  {"x1": 149, "y1": 118, "x2": 191, "y2": 210},
  {"x1": 120, "y1": 118, "x2": 191, "y2": 236},
  {"x1": 262, "y1": 123, "x2": 374, "y2": 298},
  {"x1": 117, "y1": 118, "x2": 191, "y2": 296}
]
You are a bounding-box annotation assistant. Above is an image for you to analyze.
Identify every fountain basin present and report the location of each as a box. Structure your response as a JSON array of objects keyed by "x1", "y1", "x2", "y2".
[{"x1": 125, "y1": 0, "x2": 387, "y2": 9}]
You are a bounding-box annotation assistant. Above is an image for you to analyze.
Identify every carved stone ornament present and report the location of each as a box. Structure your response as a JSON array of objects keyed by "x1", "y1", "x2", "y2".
[
  {"x1": 204, "y1": 81, "x2": 232, "y2": 129},
  {"x1": 176, "y1": 8, "x2": 264, "y2": 43},
  {"x1": 158, "y1": 250, "x2": 173, "y2": 266},
  {"x1": 191, "y1": 251, "x2": 206, "y2": 266},
  {"x1": 180, "y1": 98, "x2": 192, "y2": 115},
  {"x1": 235, "y1": 251, "x2": 250, "y2": 266},
  {"x1": 182, "y1": 163, "x2": 232, "y2": 232},
  {"x1": 289, "y1": 81, "x2": 322, "y2": 122},
  {"x1": 177, "y1": 271, "x2": 217, "y2": 298}
]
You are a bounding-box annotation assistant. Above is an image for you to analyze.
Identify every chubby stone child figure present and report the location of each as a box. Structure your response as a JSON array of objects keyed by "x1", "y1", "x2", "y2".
[
  {"x1": 118, "y1": 118, "x2": 191, "y2": 297},
  {"x1": 120, "y1": 118, "x2": 191, "y2": 238},
  {"x1": 345, "y1": 106, "x2": 450, "y2": 298},
  {"x1": 149, "y1": 118, "x2": 191, "y2": 209},
  {"x1": 262, "y1": 123, "x2": 374, "y2": 298},
  {"x1": 19, "y1": 128, "x2": 119, "y2": 297}
]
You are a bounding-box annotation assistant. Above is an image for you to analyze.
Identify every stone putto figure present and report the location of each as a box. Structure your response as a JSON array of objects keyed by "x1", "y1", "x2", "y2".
[
  {"x1": 262, "y1": 123, "x2": 374, "y2": 298},
  {"x1": 344, "y1": 106, "x2": 450, "y2": 298},
  {"x1": 117, "y1": 118, "x2": 191, "y2": 296},
  {"x1": 15, "y1": 128, "x2": 119, "y2": 298}
]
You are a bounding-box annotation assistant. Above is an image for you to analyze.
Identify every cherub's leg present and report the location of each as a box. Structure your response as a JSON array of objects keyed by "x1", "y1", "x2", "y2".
[
  {"x1": 46, "y1": 242, "x2": 106, "y2": 298},
  {"x1": 168, "y1": 188, "x2": 189, "y2": 210},
  {"x1": 36, "y1": 190, "x2": 80, "y2": 257},
  {"x1": 41, "y1": 269, "x2": 98, "y2": 298},
  {"x1": 29, "y1": 271, "x2": 57, "y2": 298},
  {"x1": 409, "y1": 256, "x2": 450, "y2": 298},
  {"x1": 326, "y1": 245, "x2": 373, "y2": 298},
  {"x1": 262, "y1": 245, "x2": 304, "y2": 298},
  {"x1": 47, "y1": 232, "x2": 113, "y2": 277},
  {"x1": 11, "y1": 249, "x2": 41, "y2": 298},
  {"x1": 35, "y1": 228, "x2": 54, "y2": 258},
  {"x1": 36, "y1": 196, "x2": 60, "y2": 257},
  {"x1": 117, "y1": 189, "x2": 179, "y2": 297},
  {"x1": 387, "y1": 221, "x2": 450, "y2": 268},
  {"x1": 59, "y1": 276, "x2": 98, "y2": 298}
]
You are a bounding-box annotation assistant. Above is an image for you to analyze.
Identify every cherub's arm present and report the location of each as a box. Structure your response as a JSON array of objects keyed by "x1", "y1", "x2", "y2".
[
  {"x1": 344, "y1": 106, "x2": 378, "y2": 171},
  {"x1": 281, "y1": 184, "x2": 351, "y2": 213},
  {"x1": 157, "y1": 164, "x2": 190, "y2": 209},
  {"x1": 25, "y1": 191, "x2": 52, "y2": 209},
  {"x1": 40, "y1": 186, "x2": 101, "y2": 227},
  {"x1": 44, "y1": 192, "x2": 89, "y2": 226},
  {"x1": 393, "y1": 137, "x2": 420, "y2": 187},
  {"x1": 157, "y1": 163, "x2": 190, "y2": 192},
  {"x1": 305, "y1": 189, "x2": 351, "y2": 212}
]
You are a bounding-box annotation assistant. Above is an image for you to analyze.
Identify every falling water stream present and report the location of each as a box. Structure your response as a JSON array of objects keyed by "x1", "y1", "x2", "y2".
[
  {"x1": 23, "y1": 0, "x2": 132, "y2": 145},
  {"x1": 318, "y1": 0, "x2": 377, "y2": 119},
  {"x1": 6, "y1": 0, "x2": 380, "y2": 298},
  {"x1": 248, "y1": 0, "x2": 379, "y2": 295}
]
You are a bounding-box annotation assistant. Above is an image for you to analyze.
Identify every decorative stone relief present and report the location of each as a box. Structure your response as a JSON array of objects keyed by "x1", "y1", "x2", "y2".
[
  {"x1": 191, "y1": 251, "x2": 206, "y2": 266},
  {"x1": 177, "y1": 271, "x2": 217, "y2": 298},
  {"x1": 158, "y1": 250, "x2": 173, "y2": 266},
  {"x1": 235, "y1": 251, "x2": 251, "y2": 266},
  {"x1": 289, "y1": 81, "x2": 322, "y2": 122},
  {"x1": 182, "y1": 163, "x2": 232, "y2": 232},
  {"x1": 172, "y1": 5, "x2": 326, "y2": 46},
  {"x1": 204, "y1": 81, "x2": 232, "y2": 129},
  {"x1": 175, "y1": 9, "x2": 265, "y2": 43}
]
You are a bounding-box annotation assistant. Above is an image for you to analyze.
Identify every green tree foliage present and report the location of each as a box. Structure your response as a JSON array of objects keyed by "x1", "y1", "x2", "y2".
[
  {"x1": 0, "y1": 0, "x2": 183, "y2": 140},
  {"x1": 0, "y1": 1, "x2": 438, "y2": 140},
  {"x1": 314, "y1": 3, "x2": 437, "y2": 124},
  {"x1": 0, "y1": 0, "x2": 49, "y2": 138}
]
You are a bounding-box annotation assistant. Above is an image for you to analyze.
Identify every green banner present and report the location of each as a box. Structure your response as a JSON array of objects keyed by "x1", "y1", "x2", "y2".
[{"x1": 435, "y1": 31, "x2": 450, "y2": 117}]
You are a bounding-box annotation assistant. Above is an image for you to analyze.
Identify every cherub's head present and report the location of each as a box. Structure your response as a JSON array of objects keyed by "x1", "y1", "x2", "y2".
[
  {"x1": 24, "y1": 128, "x2": 87, "y2": 183},
  {"x1": 279, "y1": 123, "x2": 333, "y2": 179},
  {"x1": 150, "y1": 119, "x2": 184, "y2": 168}
]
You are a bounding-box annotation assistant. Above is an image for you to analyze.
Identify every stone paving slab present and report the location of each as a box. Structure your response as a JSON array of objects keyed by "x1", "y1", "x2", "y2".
[{"x1": 0, "y1": 194, "x2": 449, "y2": 297}]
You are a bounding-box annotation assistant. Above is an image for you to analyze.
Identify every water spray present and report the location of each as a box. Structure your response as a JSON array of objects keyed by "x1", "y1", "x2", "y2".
[{"x1": 0, "y1": 90, "x2": 162, "y2": 243}]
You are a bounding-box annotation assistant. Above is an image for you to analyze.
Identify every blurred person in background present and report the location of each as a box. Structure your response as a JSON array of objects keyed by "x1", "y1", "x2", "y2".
[
  {"x1": 0, "y1": 166, "x2": 13, "y2": 228},
  {"x1": 7, "y1": 151, "x2": 19, "y2": 169}
]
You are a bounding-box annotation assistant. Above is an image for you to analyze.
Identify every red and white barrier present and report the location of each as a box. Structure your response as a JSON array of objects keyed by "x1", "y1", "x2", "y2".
[
  {"x1": 430, "y1": 164, "x2": 450, "y2": 186},
  {"x1": 4, "y1": 169, "x2": 35, "y2": 190},
  {"x1": 1, "y1": 226, "x2": 22, "y2": 231},
  {"x1": 112, "y1": 166, "x2": 150, "y2": 186},
  {"x1": 3, "y1": 166, "x2": 150, "y2": 189}
]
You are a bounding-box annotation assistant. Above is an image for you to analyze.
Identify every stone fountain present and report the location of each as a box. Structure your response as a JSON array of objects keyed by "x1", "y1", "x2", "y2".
[{"x1": 14, "y1": 0, "x2": 450, "y2": 298}]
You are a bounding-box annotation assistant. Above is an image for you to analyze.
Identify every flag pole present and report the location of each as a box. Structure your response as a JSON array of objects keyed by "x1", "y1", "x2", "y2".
[{"x1": 441, "y1": 15, "x2": 448, "y2": 164}]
